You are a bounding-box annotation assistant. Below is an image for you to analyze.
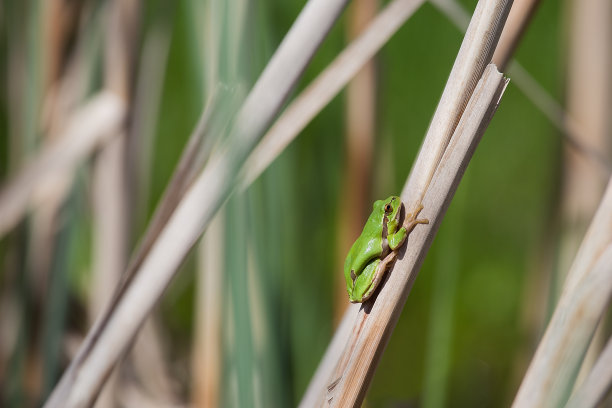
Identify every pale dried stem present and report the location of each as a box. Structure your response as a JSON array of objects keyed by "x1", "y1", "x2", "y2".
[
  {"x1": 193, "y1": 214, "x2": 224, "y2": 408},
  {"x1": 299, "y1": 303, "x2": 361, "y2": 407},
  {"x1": 240, "y1": 0, "x2": 427, "y2": 190},
  {"x1": 302, "y1": 1, "x2": 513, "y2": 402},
  {"x1": 43, "y1": 1, "x2": 350, "y2": 406},
  {"x1": 431, "y1": 0, "x2": 612, "y2": 175},
  {"x1": 91, "y1": 1, "x2": 140, "y2": 406},
  {"x1": 491, "y1": 0, "x2": 541, "y2": 70},
  {"x1": 512, "y1": 178, "x2": 612, "y2": 408},
  {"x1": 128, "y1": 12, "x2": 174, "y2": 230},
  {"x1": 124, "y1": 12, "x2": 180, "y2": 403},
  {"x1": 90, "y1": 135, "x2": 127, "y2": 408},
  {"x1": 325, "y1": 64, "x2": 508, "y2": 407},
  {"x1": 558, "y1": 0, "x2": 612, "y2": 389},
  {"x1": 334, "y1": 0, "x2": 379, "y2": 323},
  {"x1": 29, "y1": 0, "x2": 86, "y2": 323},
  {"x1": 120, "y1": 89, "x2": 222, "y2": 301},
  {"x1": 0, "y1": 92, "x2": 125, "y2": 238},
  {"x1": 565, "y1": 335, "x2": 612, "y2": 408},
  {"x1": 400, "y1": 0, "x2": 511, "y2": 207},
  {"x1": 129, "y1": 319, "x2": 179, "y2": 404}
]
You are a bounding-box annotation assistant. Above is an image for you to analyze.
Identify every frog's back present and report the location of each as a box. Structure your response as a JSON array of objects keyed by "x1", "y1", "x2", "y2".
[{"x1": 345, "y1": 210, "x2": 384, "y2": 276}]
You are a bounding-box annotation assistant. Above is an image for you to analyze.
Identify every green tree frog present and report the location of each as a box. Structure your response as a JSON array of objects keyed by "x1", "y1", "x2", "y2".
[{"x1": 344, "y1": 196, "x2": 428, "y2": 303}]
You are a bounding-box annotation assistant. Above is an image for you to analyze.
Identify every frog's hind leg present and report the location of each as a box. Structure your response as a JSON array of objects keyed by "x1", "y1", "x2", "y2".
[
  {"x1": 352, "y1": 260, "x2": 378, "y2": 303},
  {"x1": 404, "y1": 203, "x2": 429, "y2": 233},
  {"x1": 362, "y1": 252, "x2": 398, "y2": 302}
]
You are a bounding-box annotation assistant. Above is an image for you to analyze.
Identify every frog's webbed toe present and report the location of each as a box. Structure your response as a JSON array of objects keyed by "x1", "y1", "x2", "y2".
[{"x1": 404, "y1": 203, "x2": 429, "y2": 232}]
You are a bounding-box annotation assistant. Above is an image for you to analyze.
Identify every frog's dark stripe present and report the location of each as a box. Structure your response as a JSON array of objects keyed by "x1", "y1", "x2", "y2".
[{"x1": 381, "y1": 212, "x2": 390, "y2": 256}]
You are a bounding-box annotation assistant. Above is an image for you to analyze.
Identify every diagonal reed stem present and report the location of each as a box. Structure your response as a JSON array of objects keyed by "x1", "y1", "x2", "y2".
[{"x1": 43, "y1": 0, "x2": 350, "y2": 406}]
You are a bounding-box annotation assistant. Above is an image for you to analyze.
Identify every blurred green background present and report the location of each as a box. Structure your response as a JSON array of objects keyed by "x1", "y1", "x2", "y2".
[{"x1": 0, "y1": 0, "x2": 583, "y2": 406}]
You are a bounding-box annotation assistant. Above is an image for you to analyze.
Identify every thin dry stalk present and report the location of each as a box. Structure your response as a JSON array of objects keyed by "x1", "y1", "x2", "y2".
[
  {"x1": 0, "y1": 92, "x2": 125, "y2": 238},
  {"x1": 121, "y1": 9, "x2": 180, "y2": 404},
  {"x1": 44, "y1": 1, "x2": 350, "y2": 406},
  {"x1": 128, "y1": 10, "x2": 174, "y2": 230},
  {"x1": 90, "y1": 1, "x2": 140, "y2": 406},
  {"x1": 299, "y1": 303, "x2": 361, "y2": 408},
  {"x1": 121, "y1": 87, "x2": 229, "y2": 290},
  {"x1": 556, "y1": 0, "x2": 612, "y2": 286},
  {"x1": 334, "y1": 0, "x2": 379, "y2": 323},
  {"x1": 31, "y1": 0, "x2": 92, "y2": 296},
  {"x1": 512, "y1": 178, "x2": 612, "y2": 408},
  {"x1": 557, "y1": 0, "x2": 612, "y2": 387},
  {"x1": 565, "y1": 335, "x2": 612, "y2": 408},
  {"x1": 491, "y1": 0, "x2": 541, "y2": 70},
  {"x1": 431, "y1": 0, "x2": 612, "y2": 175},
  {"x1": 128, "y1": 318, "x2": 178, "y2": 404},
  {"x1": 192, "y1": 214, "x2": 224, "y2": 407},
  {"x1": 400, "y1": 0, "x2": 511, "y2": 206},
  {"x1": 303, "y1": 1, "x2": 513, "y2": 402},
  {"x1": 326, "y1": 64, "x2": 509, "y2": 407},
  {"x1": 240, "y1": 0, "x2": 427, "y2": 190}
]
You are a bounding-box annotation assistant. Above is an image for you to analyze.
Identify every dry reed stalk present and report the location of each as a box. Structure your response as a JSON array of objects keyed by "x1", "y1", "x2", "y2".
[
  {"x1": 432, "y1": 0, "x2": 611, "y2": 175},
  {"x1": 121, "y1": 84, "x2": 239, "y2": 299},
  {"x1": 557, "y1": 0, "x2": 612, "y2": 292},
  {"x1": 44, "y1": 1, "x2": 350, "y2": 406},
  {"x1": 115, "y1": 11, "x2": 181, "y2": 404},
  {"x1": 121, "y1": 9, "x2": 179, "y2": 404},
  {"x1": 0, "y1": 92, "x2": 125, "y2": 238},
  {"x1": 512, "y1": 178, "x2": 612, "y2": 407},
  {"x1": 334, "y1": 0, "x2": 379, "y2": 323},
  {"x1": 299, "y1": 303, "x2": 361, "y2": 407},
  {"x1": 128, "y1": 10, "x2": 174, "y2": 231},
  {"x1": 191, "y1": 1, "x2": 238, "y2": 404},
  {"x1": 302, "y1": 1, "x2": 513, "y2": 403},
  {"x1": 193, "y1": 214, "x2": 224, "y2": 407},
  {"x1": 90, "y1": 1, "x2": 140, "y2": 406},
  {"x1": 491, "y1": 0, "x2": 541, "y2": 70},
  {"x1": 555, "y1": 0, "x2": 612, "y2": 389},
  {"x1": 128, "y1": 318, "x2": 178, "y2": 404},
  {"x1": 241, "y1": 0, "x2": 426, "y2": 190},
  {"x1": 27, "y1": 7, "x2": 84, "y2": 395},
  {"x1": 30, "y1": 0, "x2": 84, "y2": 299},
  {"x1": 399, "y1": 0, "x2": 511, "y2": 207},
  {"x1": 327, "y1": 64, "x2": 509, "y2": 407},
  {"x1": 565, "y1": 335, "x2": 612, "y2": 408}
]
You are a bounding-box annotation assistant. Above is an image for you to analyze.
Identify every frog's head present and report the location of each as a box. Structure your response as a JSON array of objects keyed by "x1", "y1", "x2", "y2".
[{"x1": 378, "y1": 195, "x2": 403, "y2": 237}]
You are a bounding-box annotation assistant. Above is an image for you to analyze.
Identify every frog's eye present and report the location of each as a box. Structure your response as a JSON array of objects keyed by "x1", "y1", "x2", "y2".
[{"x1": 384, "y1": 203, "x2": 393, "y2": 213}]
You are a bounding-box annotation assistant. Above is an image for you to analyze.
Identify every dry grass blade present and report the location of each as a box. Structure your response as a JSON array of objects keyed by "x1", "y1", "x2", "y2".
[
  {"x1": 565, "y1": 335, "x2": 612, "y2": 408},
  {"x1": 192, "y1": 214, "x2": 224, "y2": 407},
  {"x1": 240, "y1": 0, "x2": 426, "y2": 189},
  {"x1": 557, "y1": 0, "x2": 611, "y2": 389},
  {"x1": 512, "y1": 178, "x2": 612, "y2": 408},
  {"x1": 305, "y1": 1, "x2": 513, "y2": 403},
  {"x1": 565, "y1": 337, "x2": 612, "y2": 408},
  {"x1": 299, "y1": 303, "x2": 361, "y2": 407},
  {"x1": 491, "y1": 0, "x2": 541, "y2": 70},
  {"x1": 0, "y1": 92, "x2": 125, "y2": 238},
  {"x1": 43, "y1": 1, "x2": 350, "y2": 406},
  {"x1": 120, "y1": 87, "x2": 230, "y2": 289},
  {"x1": 400, "y1": 0, "x2": 511, "y2": 206},
  {"x1": 326, "y1": 64, "x2": 508, "y2": 407},
  {"x1": 432, "y1": 0, "x2": 612, "y2": 175}
]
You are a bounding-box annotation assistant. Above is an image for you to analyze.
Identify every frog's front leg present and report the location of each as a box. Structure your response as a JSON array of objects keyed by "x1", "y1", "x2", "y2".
[
  {"x1": 388, "y1": 203, "x2": 429, "y2": 249},
  {"x1": 388, "y1": 227, "x2": 408, "y2": 250},
  {"x1": 404, "y1": 203, "x2": 429, "y2": 233}
]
